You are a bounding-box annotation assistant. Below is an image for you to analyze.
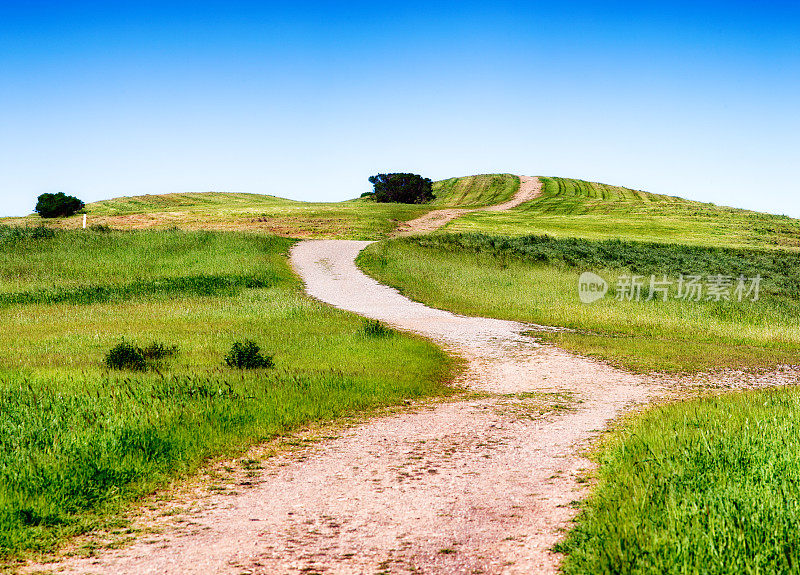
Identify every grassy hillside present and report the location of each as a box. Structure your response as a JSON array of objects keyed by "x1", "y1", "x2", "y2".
[
  {"x1": 0, "y1": 227, "x2": 452, "y2": 558},
  {"x1": 3, "y1": 193, "x2": 431, "y2": 240},
  {"x1": 5, "y1": 175, "x2": 799, "y2": 248},
  {"x1": 430, "y1": 174, "x2": 519, "y2": 208},
  {"x1": 443, "y1": 177, "x2": 800, "y2": 250},
  {"x1": 1, "y1": 174, "x2": 523, "y2": 240},
  {"x1": 358, "y1": 234, "x2": 800, "y2": 372}
]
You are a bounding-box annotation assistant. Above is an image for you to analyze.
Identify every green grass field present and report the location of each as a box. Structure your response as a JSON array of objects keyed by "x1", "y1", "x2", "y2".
[
  {"x1": 556, "y1": 386, "x2": 800, "y2": 574},
  {"x1": 443, "y1": 177, "x2": 800, "y2": 250},
  {"x1": 0, "y1": 227, "x2": 452, "y2": 559},
  {"x1": 358, "y1": 234, "x2": 800, "y2": 372}
]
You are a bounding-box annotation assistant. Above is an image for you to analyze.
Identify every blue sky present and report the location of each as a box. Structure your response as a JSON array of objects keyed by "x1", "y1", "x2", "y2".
[{"x1": 1, "y1": 1, "x2": 798, "y2": 217}]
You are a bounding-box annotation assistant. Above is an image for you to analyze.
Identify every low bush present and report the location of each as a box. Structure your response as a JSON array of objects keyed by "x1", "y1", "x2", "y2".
[
  {"x1": 225, "y1": 340, "x2": 274, "y2": 369},
  {"x1": 105, "y1": 341, "x2": 146, "y2": 371},
  {"x1": 105, "y1": 340, "x2": 178, "y2": 371},
  {"x1": 362, "y1": 319, "x2": 394, "y2": 337},
  {"x1": 141, "y1": 342, "x2": 179, "y2": 361}
]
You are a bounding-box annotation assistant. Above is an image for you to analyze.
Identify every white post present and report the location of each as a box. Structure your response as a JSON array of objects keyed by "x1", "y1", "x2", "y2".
[{"x1": 83, "y1": 214, "x2": 87, "y2": 229}]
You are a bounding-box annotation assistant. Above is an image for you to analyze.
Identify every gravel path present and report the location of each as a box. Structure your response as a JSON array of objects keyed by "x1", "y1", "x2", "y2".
[
  {"x1": 40, "y1": 237, "x2": 657, "y2": 575},
  {"x1": 392, "y1": 175, "x2": 541, "y2": 236}
]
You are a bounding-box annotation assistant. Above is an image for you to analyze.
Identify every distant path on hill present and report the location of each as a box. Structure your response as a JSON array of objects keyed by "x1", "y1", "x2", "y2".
[{"x1": 393, "y1": 175, "x2": 542, "y2": 236}]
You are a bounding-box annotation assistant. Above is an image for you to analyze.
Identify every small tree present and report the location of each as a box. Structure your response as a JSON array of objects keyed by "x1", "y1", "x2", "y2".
[
  {"x1": 35, "y1": 192, "x2": 85, "y2": 218},
  {"x1": 368, "y1": 173, "x2": 434, "y2": 204}
]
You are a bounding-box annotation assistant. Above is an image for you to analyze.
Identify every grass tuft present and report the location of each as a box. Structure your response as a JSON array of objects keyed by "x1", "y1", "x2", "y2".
[
  {"x1": 361, "y1": 319, "x2": 394, "y2": 338},
  {"x1": 224, "y1": 340, "x2": 274, "y2": 369},
  {"x1": 104, "y1": 340, "x2": 179, "y2": 371}
]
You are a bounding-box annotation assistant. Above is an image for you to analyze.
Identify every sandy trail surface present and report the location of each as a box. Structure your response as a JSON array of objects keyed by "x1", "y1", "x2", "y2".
[
  {"x1": 393, "y1": 175, "x2": 541, "y2": 236},
  {"x1": 43, "y1": 238, "x2": 658, "y2": 575}
]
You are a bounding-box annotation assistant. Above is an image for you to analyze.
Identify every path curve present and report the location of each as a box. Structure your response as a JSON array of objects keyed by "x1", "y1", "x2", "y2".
[
  {"x1": 43, "y1": 239, "x2": 655, "y2": 575},
  {"x1": 393, "y1": 175, "x2": 542, "y2": 236}
]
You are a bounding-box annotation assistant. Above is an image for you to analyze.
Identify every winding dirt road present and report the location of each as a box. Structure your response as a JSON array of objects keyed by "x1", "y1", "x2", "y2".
[{"x1": 35, "y1": 176, "x2": 658, "y2": 574}]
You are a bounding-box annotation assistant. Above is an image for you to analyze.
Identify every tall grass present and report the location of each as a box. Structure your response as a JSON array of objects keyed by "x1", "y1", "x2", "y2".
[
  {"x1": 0, "y1": 228, "x2": 293, "y2": 293},
  {"x1": 557, "y1": 385, "x2": 800, "y2": 574},
  {"x1": 358, "y1": 234, "x2": 800, "y2": 371},
  {"x1": 405, "y1": 233, "x2": 800, "y2": 305},
  {"x1": 0, "y1": 229, "x2": 453, "y2": 558},
  {"x1": 0, "y1": 368, "x2": 447, "y2": 556}
]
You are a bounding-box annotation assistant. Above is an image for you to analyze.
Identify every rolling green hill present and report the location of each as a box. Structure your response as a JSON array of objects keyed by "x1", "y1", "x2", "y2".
[
  {"x1": 430, "y1": 173, "x2": 520, "y2": 208},
  {"x1": 23, "y1": 193, "x2": 429, "y2": 240},
  {"x1": 5, "y1": 174, "x2": 799, "y2": 249},
  {"x1": 442, "y1": 177, "x2": 800, "y2": 250},
  {"x1": 1, "y1": 174, "x2": 523, "y2": 240}
]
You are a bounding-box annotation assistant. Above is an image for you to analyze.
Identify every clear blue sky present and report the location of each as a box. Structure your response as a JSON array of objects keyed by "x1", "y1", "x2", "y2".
[{"x1": 1, "y1": 1, "x2": 798, "y2": 217}]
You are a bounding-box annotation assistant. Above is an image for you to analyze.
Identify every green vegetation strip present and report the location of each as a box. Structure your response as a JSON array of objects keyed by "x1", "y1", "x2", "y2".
[
  {"x1": 0, "y1": 273, "x2": 279, "y2": 307},
  {"x1": 358, "y1": 233, "x2": 800, "y2": 372},
  {"x1": 405, "y1": 233, "x2": 800, "y2": 304},
  {"x1": 557, "y1": 387, "x2": 800, "y2": 574},
  {"x1": 0, "y1": 229, "x2": 453, "y2": 558}
]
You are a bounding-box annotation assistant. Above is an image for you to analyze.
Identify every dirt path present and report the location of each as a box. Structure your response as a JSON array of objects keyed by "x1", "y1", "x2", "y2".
[
  {"x1": 392, "y1": 175, "x2": 541, "y2": 236},
  {"x1": 40, "y1": 237, "x2": 657, "y2": 575}
]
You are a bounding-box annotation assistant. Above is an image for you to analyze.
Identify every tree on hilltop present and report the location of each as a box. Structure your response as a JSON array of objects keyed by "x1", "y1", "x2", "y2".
[
  {"x1": 35, "y1": 192, "x2": 85, "y2": 218},
  {"x1": 367, "y1": 173, "x2": 434, "y2": 204}
]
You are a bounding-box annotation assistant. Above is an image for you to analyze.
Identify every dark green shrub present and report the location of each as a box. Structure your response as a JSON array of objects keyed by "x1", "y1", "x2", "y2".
[
  {"x1": 88, "y1": 224, "x2": 112, "y2": 233},
  {"x1": 34, "y1": 193, "x2": 85, "y2": 218},
  {"x1": 368, "y1": 173, "x2": 434, "y2": 204},
  {"x1": 362, "y1": 319, "x2": 393, "y2": 337},
  {"x1": 105, "y1": 340, "x2": 178, "y2": 371},
  {"x1": 105, "y1": 341, "x2": 147, "y2": 371},
  {"x1": 225, "y1": 340, "x2": 274, "y2": 369}
]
